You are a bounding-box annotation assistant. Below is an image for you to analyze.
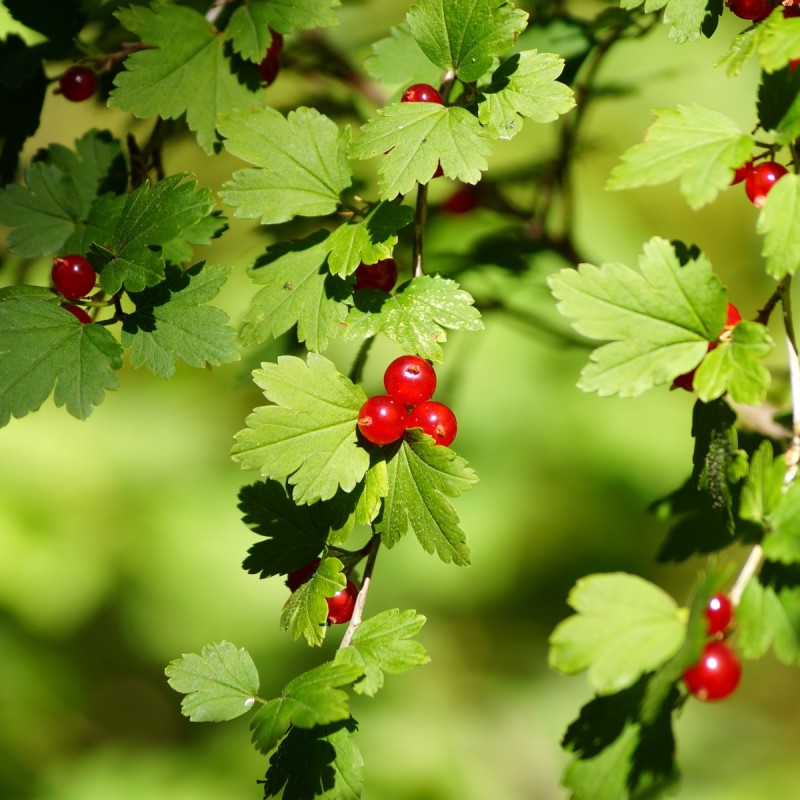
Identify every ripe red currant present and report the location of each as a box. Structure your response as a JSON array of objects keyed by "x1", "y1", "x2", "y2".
[
  {"x1": 52, "y1": 254, "x2": 96, "y2": 300},
  {"x1": 384, "y1": 355, "x2": 437, "y2": 406},
  {"x1": 705, "y1": 593, "x2": 734, "y2": 636},
  {"x1": 683, "y1": 641, "x2": 742, "y2": 701},
  {"x1": 726, "y1": 0, "x2": 775, "y2": 20},
  {"x1": 745, "y1": 161, "x2": 788, "y2": 207},
  {"x1": 353, "y1": 258, "x2": 398, "y2": 292},
  {"x1": 326, "y1": 579, "x2": 358, "y2": 625},
  {"x1": 401, "y1": 83, "x2": 443, "y2": 104},
  {"x1": 444, "y1": 185, "x2": 480, "y2": 214},
  {"x1": 286, "y1": 558, "x2": 321, "y2": 591},
  {"x1": 731, "y1": 161, "x2": 752, "y2": 185},
  {"x1": 357, "y1": 395, "x2": 407, "y2": 445},
  {"x1": 406, "y1": 400, "x2": 457, "y2": 447},
  {"x1": 58, "y1": 66, "x2": 98, "y2": 102},
  {"x1": 63, "y1": 305, "x2": 92, "y2": 324},
  {"x1": 259, "y1": 30, "x2": 284, "y2": 86}
]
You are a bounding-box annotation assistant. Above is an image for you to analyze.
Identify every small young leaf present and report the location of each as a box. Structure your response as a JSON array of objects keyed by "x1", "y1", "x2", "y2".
[
  {"x1": 549, "y1": 573, "x2": 687, "y2": 695},
  {"x1": 406, "y1": 0, "x2": 528, "y2": 82},
  {"x1": 165, "y1": 641, "x2": 260, "y2": 722},
  {"x1": 763, "y1": 481, "x2": 800, "y2": 564},
  {"x1": 375, "y1": 430, "x2": 476, "y2": 566},
  {"x1": 162, "y1": 211, "x2": 228, "y2": 265},
  {"x1": 740, "y1": 440, "x2": 784, "y2": 525},
  {"x1": 335, "y1": 609, "x2": 429, "y2": 696},
  {"x1": 63, "y1": 193, "x2": 126, "y2": 255},
  {"x1": 365, "y1": 23, "x2": 441, "y2": 88},
  {"x1": 231, "y1": 354, "x2": 370, "y2": 505},
  {"x1": 281, "y1": 557, "x2": 346, "y2": 646},
  {"x1": 219, "y1": 106, "x2": 352, "y2": 224},
  {"x1": 607, "y1": 105, "x2": 755, "y2": 209},
  {"x1": 757, "y1": 11, "x2": 800, "y2": 73},
  {"x1": 758, "y1": 173, "x2": 800, "y2": 280}
]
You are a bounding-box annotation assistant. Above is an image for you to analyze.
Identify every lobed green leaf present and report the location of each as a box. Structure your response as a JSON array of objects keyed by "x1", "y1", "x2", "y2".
[{"x1": 281, "y1": 557, "x2": 345, "y2": 646}]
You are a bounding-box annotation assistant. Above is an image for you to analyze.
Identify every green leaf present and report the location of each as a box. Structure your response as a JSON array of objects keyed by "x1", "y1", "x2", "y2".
[
  {"x1": 563, "y1": 724, "x2": 639, "y2": 800},
  {"x1": 757, "y1": 11, "x2": 800, "y2": 73},
  {"x1": 100, "y1": 175, "x2": 215, "y2": 294},
  {"x1": 344, "y1": 275, "x2": 483, "y2": 363},
  {"x1": 110, "y1": 3, "x2": 258, "y2": 154},
  {"x1": 0, "y1": 287, "x2": 122, "y2": 426},
  {"x1": 335, "y1": 609, "x2": 429, "y2": 696},
  {"x1": 406, "y1": 0, "x2": 528, "y2": 83},
  {"x1": 231, "y1": 353, "x2": 370, "y2": 505},
  {"x1": 717, "y1": 26, "x2": 763, "y2": 77},
  {"x1": 250, "y1": 662, "x2": 364, "y2": 754},
  {"x1": 606, "y1": 105, "x2": 755, "y2": 210},
  {"x1": 758, "y1": 173, "x2": 800, "y2": 279},
  {"x1": 549, "y1": 573, "x2": 687, "y2": 694},
  {"x1": 740, "y1": 440, "x2": 784, "y2": 525},
  {"x1": 326, "y1": 201, "x2": 412, "y2": 278},
  {"x1": 63, "y1": 193, "x2": 127, "y2": 255},
  {"x1": 478, "y1": 51, "x2": 575, "y2": 140},
  {"x1": 162, "y1": 211, "x2": 228, "y2": 265},
  {"x1": 120, "y1": 263, "x2": 239, "y2": 378},
  {"x1": 263, "y1": 718, "x2": 363, "y2": 800},
  {"x1": 241, "y1": 231, "x2": 350, "y2": 352},
  {"x1": 375, "y1": 430, "x2": 476, "y2": 566},
  {"x1": 165, "y1": 641, "x2": 260, "y2": 722},
  {"x1": 763, "y1": 481, "x2": 800, "y2": 563},
  {"x1": 219, "y1": 106, "x2": 352, "y2": 224},
  {"x1": 365, "y1": 24, "x2": 441, "y2": 88},
  {"x1": 549, "y1": 237, "x2": 728, "y2": 397},
  {"x1": 349, "y1": 104, "x2": 491, "y2": 199},
  {"x1": 281, "y1": 557, "x2": 346, "y2": 646},
  {"x1": 662, "y1": 0, "x2": 710, "y2": 44}
]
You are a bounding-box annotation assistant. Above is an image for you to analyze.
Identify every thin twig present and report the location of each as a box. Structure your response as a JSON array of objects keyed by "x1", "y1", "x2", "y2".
[
  {"x1": 205, "y1": 0, "x2": 232, "y2": 25},
  {"x1": 339, "y1": 534, "x2": 381, "y2": 649},
  {"x1": 412, "y1": 183, "x2": 428, "y2": 278},
  {"x1": 729, "y1": 545, "x2": 764, "y2": 606}
]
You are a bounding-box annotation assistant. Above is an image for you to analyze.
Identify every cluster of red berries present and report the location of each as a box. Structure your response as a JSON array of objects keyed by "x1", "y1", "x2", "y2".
[
  {"x1": 52, "y1": 254, "x2": 96, "y2": 324},
  {"x1": 258, "y1": 29, "x2": 283, "y2": 86},
  {"x1": 286, "y1": 558, "x2": 358, "y2": 625},
  {"x1": 672, "y1": 302, "x2": 741, "y2": 392},
  {"x1": 357, "y1": 356, "x2": 457, "y2": 447},
  {"x1": 732, "y1": 160, "x2": 788, "y2": 207},
  {"x1": 683, "y1": 592, "x2": 741, "y2": 701},
  {"x1": 58, "y1": 65, "x2": 98, "y2": 102}
]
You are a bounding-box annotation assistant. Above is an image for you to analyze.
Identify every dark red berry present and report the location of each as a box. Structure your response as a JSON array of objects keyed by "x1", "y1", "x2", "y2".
[
  {"x1": 745, "y1": 161, "x2": 788, "y2": 206},
  {"x1": 731, "y1": 161, "x2": 752, "y2": 185},
  {"x1": 785, "y1": 4, "x2": 800, "y2": 16},
  {"x1": 286, "y1": 558, "x2": 321, "y2": 591},
  {"x1": 259, "y1": 30, "x2": 284, "y2": 86},
  {"x1": 52, "y1": 254, "x2": 96, "y2": 300},
  {"x1": 443, "y1": 184, "x2": 480, "y2": 214},
  {"x1": 326, "y1": 579, "x2": 358, "y2": 625},
  {"x1": 683, "y1": 641, "x2": 742, "y2": 701},
  {"x1": 706, "y1": 593, "x2": 734, "y2": 636},
  {"x1": 63, "y1": 305, "x2": 92, "y2": 324},
  {"x1": 432, "y1": 162, "x2": 444, "y2": 179},
  {"x1": 357, "y1": 395, "x2": 407, "y2": 445},
  {"x1": 401, "y1": 83, "x2": 443, "y2": 104},
  {"x1": 59, "y1": 66, "x2": 97, "y2": 102},
  {"x1": 354, "y1": 259, "x2": 398, "y2": 292},
  {"x1": 726, "y1": 0, "x2": 775, "y2": 20},
  {"x1": 406, "y1": 400, "x2": 457, "y2": 447},
  {"x1": 384, "y1": 355, "x2": 437, "y2": 406}
]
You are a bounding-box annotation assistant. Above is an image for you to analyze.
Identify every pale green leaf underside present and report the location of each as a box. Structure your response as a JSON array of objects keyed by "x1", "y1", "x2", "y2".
[
  {"x1": 737, "y1": 578, "x2": 800, "y2": 665},
  {"x1": 757, "y1": 11, "x2": 800, "y2": 73},
  {"x1": 758, "y1": 173, "x2": 800, "y2": 279}
]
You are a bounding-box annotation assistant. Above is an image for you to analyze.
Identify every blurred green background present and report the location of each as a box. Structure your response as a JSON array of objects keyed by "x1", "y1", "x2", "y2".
[{"x1": 2, "y1": 1, "x2": 799, "y2": 798}]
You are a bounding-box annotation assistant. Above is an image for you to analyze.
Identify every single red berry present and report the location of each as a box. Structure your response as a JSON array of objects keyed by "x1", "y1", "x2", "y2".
[
  {"x1": 63, "y1": 304, "x2": 92, "y2": 324},
  {"x1": 401, "y1": 83, "x2": 443, "y2": 104},
  {"x1": 384, "y1": 355, "x2": 437, "y2": 406},
  {"x1": 286, "y1": 558, "x2": 321, "y2": 591},
  {"x1": 731, "y1": 161, "x2": 752, "y2": 185},
  {"x1": 52, "y1": 254, "x2": 96, "y2": 300},
  {"x1": 784, "y1": 3, "x2": 800, "y2": 16},
  {"x1": 432, "y1": 162, "x2": 444, "y2": 179},
  {"x1": 326, "y1": 579, "x2": 358, "y2": 625},
  {"x1": 354, "y1": 258, "x2": 398, "y2": 292},
  {"x1": 444, "y1": 184, "x2": 480, "y2": 214},
  {"x1": 406, "y1": 400, "x2": 457, "y2": 447},
  {"x1": 683, "y1": 641, "x2": 742, "y2": 701},
  {"x1": 357, "y1": 395, "x2": 407, "y2": 445},
  {"x1": 706, "y1": 593, "x2": 734, "y2": 636},
  {"x1": 745, "y1": 161, "x2": 788, "y2": 207},
  {"x1": 726, "y1": 0, "x2": 775, "y2": 20},
  {"x1": 58, "y1": 66, "x2": 97, "y2": 102},
  {"x1": 259, "y1": 30, "x2": 284, "y2": 86}
]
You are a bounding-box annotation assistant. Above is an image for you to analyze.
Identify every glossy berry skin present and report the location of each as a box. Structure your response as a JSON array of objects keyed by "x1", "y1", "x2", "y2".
[
  {"x1": 406, "y1": 400, "x2": 457, "y2": 447},
  {"x1": 326, "y1": 579, "x2": 358, "y2": 625},
  {"x1": 384, "y1": 355, "x2": 437, "y2": 406},
  {"x1": 354, "y1": 259, "x2": 398, "y2": 292},
  {"x1": 745, "y1": 161, "x2": 788, "y2": 207},
  {"x1": 706, "y1": 593, "x2": 734, "y2": 636},
  {"x1": 357, "y1": 395, "x2": 407, "y2": 445},
  {"x1": 683, "y1": 641, "x2": 742, "y2": 701},
  {"x1": 401, "y1": 83, "x2": 443, "y2": 104},
  {"x1": 731, "y1": 161, "x2": 752, "y2": 185},
  {"x1": 59, "y1": 66, "x2": 97, "y2": 102},
  {"x1": 286, "y1": 558, "x2": 321, "y2": 591},
  {"x1": 259, "y1": 30, "x2": 284, "y2": 86},
  {"x1": 726, "y1": 0, "x2": 775, "y2": 20},
  {"x1": 52, "y1": 254, "x2": 96, "y2": 300},
  {"x1": 63, "y1": 305, "x2": 92, "y2": 324}
]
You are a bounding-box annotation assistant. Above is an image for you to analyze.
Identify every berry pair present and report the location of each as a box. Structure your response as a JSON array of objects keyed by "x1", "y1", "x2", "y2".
[
  {"x1": 286, "y1": 558, "x2": 358, "y2": 625},
  {"x1": 732, "y1": 160, "x2": 788, "y2": 207},
  {"x1": 683, "y1": 593, "x2": 741, "y2": 701},
  {"x1": 357, "y1": 356, "x2": 458, "y2": 447},
  {"x1": 52, "y1": 254, "x2": 96, "y2": 324}
]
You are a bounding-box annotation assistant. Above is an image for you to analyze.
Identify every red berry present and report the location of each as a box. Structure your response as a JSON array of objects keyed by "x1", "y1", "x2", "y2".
[
  {"x1": 401, "y1": 83, "x2": 443, "y2": 104},
  {"x1": 326, "y1": 579, "x2": 358, "y2": 625},
  {"x1": 406, "y1": 400, "x2": 457, "y2": 447},
  {"x1": 706, "y1": 593, "x2": 734, "y2": 636},
  {"x1": 52, "y1": 254, "x2": 96, "y2": 300},
  {"x1": 286, "y1": 558, "x2": 321, "y2": 591},
  {"x1": 745, "y1": 161, "x2": 788, "y2": 207},
  {"x1": 726, "y1": 0, "x2": 775, "y2": 20},
  {"x1": 63, "y1": 304, "x2": 92, "y2": 324},
  {"x1": 444, "y1": 185, "x2": 480, "y2": 214},
  {"x1": 354, "y1": 258, "x2": 398, "y2": 292},
  {"x1": 731, "y1": 161, "x2": 752, "y2": 185},
  {"x1": 683, "y1": 641, "x2": 742, "y2": 701},
  {"x1": 259, "y1": 30, "x2": 284, "y2": 86},
  {"x1": 58, "y1": 66, "x2": 97, "y2": 102},
  {"x1": 432, "y1": 162, "x2": 444, "y2": 179},
  {"x1": 384, "y1": 355, "x2": 437, "y2": 406},
  {"x1": 357, "y1": 395, "x2": 407, "y2": 445},
  {"x1": 785, "y1": 4, "x2": 800, "y2": 16}
]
